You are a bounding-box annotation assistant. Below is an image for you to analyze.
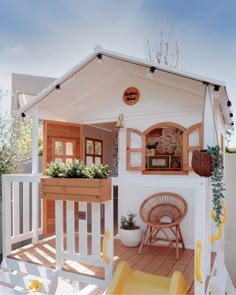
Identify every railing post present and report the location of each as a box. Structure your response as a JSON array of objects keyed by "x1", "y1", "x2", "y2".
[
  {"x1": 104, "y1": 200, "x2": 114, "y2": 285},
  {"x1": 194, "y1": 178, "x2": 210, "y2": 294},
  {"x1": 32, "y1": 108, "x2": 39, "y2": 175},
  {"x1": 56, "y1": 200, "x2": 64, "y2": 270},
  {"x1": 2, "y1": 175, "x2": 12, "y2": 258},
  {"x1": 32, "y1": 182, "x2": 39, "y2": 244}
]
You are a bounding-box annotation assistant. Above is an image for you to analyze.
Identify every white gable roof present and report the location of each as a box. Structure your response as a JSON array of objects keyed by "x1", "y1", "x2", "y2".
[{"x1": 19, "y1": 48, "x2": 233, "y2": 126}]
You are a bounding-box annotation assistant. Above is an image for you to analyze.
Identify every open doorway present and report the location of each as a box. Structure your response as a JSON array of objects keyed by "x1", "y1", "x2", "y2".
[{"x1": 83, "y1": 122, "x2": 119, "y2": 236}]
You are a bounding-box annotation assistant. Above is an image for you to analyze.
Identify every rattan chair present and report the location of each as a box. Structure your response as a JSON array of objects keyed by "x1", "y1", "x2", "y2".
[{"x1": 138, "y1": 192, "x2": 188, "y2": 259}]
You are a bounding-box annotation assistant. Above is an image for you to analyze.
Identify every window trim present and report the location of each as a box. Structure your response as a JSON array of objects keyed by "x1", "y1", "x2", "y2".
[
  {"x1": 85, "y1": 137, "x2": 103, "y2": 165},
  {"x1": 126, "y1": 122, "x2": 203, "y2": 175},
  {"x1": 52, "y1": 138, "x2": 76, "y2": 163}
]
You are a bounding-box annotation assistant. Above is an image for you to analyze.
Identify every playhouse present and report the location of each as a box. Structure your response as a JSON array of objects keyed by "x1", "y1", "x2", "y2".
[{"x1": 1, "y1": 48, "x2": 235, "y2": 294}]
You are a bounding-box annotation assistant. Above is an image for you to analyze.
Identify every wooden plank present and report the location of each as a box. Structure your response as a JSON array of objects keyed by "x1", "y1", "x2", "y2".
[
  {"x1": 47, "y1": 129, "x2": 81, "y2": 139},
  {"x1": 92, "y1": 203, "x2": 101, "y2": 257},
  {"x1": 2, "y1": 179, "x2": 12, "y2": 256},
  {"x1": 42, "y1": 186, "x2": 103, "y2": 195},
  {"x1": 41, "y1": 178, "x2": 111, "y2": 202},
  {"x1": 42, "y1": 193, "x2": 105, "y2": 203},
  {"x1": 32, "y1": 182, "x2": 39, "y2": 243},
  {"x1": 183, "y1": 251, "x2": 195, "y2": 289},
  {"x1": 23, "y1": 182, "x2": 30, "y2": 234},
  {"x1": 66, "y1": 201, "x2": 75, "y2": 253},
  {"x1": 42, "y1": 178, "x2": 111, "y2": 187},
  {"x1": 78, "y1": 202, "x2": 88, "y2": 256},
  {"x1": 55, "y1": 200, "x2": 64, "y2": 269},
  {"x1": 12, "y1": 182, "x2": 20, "y2": 237},
  {"x1": 154, "y1": 252, "x2": 179, "y2": 277}
]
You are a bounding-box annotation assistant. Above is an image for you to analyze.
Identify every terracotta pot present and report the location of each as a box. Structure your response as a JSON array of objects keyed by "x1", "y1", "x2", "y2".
[{"x1": 191, "y1": 150, "x2": 212, "y2": 177}]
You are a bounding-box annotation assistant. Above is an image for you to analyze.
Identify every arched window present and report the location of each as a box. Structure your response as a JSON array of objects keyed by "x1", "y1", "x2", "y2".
[
  {"x1": 145, "y1": 123, "x2": 184, "y2": 171},
  {"x1": 126, "y1": 122, "x2": 203, "y2": 174}
]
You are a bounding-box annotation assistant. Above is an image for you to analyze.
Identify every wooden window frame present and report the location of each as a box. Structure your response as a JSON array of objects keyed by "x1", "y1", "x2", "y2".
[
  {"x1": 126, "y1": 122, "x2": 203, "y2": 175},
  {"x1": 85, "y1": 137, "x2": 103, "y2": 165},
  {"x1": 52, "y1": 138, "x2": 76, "y2": 163}
]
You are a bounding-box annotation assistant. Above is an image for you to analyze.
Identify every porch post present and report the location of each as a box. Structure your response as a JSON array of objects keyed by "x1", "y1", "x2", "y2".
[
  {"x1": 194, "y1": 178, "x2": 208, "y2": 294},
  {"x1": 203, "y1": 85, "x2": 219, "y2": 255},
  {"x1": 2, "y1": 175, "x2": 11, "y2": 258},
  {"x1": 31, "y1": 108, "x2": 39, "y2": 243},
  {"x1": 32, "y1": 108, "x2": 39, "y2": 174},
  {"x1": 203, "y1": 85, "x2": 215, "y2": 148}
]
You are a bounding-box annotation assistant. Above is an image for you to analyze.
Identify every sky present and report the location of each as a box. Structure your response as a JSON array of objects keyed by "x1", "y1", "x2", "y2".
[{"x1": 1, "y1": 0, "x2": 236, "y2": 144}]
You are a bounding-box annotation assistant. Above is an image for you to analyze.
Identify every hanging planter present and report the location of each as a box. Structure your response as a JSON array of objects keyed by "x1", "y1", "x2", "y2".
[
  {"x1": 192, "y1": 146, "x2": 225, "y2": 226},
  {"x1": 191, "y1": 150, "x2": 212, "y2": 177}
]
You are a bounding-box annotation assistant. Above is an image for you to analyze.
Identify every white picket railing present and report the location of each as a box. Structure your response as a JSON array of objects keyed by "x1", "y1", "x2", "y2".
[
  {"x1": 2, "y1": 173, "x2": 42, "y2": 258},
  {"x1": 55, "y1": 199, "x2": 113, "y2": 288},
  {"x1": 2, "y1": 173, "x2": 233, "y2": 293}
]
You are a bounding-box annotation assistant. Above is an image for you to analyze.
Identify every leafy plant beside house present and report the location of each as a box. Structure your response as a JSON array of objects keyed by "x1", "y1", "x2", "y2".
[
  {"x1": 207, "y1": 145, "x2": 225, "y2": 226},
  {"x1": 46, "y1": 159, "x2": 110, "y2": 179}
]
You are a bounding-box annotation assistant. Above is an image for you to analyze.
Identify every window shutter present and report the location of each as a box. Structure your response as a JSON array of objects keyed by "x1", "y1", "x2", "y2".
[
  {"x1": 126, "y1": 128, "x2": 145, "y2": 171},
  {"x1": 183, "y1": 123, "x2": 203, "y2": 171}
]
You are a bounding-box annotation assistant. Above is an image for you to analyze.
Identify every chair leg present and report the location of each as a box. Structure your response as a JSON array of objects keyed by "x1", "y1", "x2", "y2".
[
  {"x1": 176, "y1": 226, "x2": 179, "y2": 260},
  {"x1": 138, "y1": 225, "x2": 149, "y2": 254},
  {"x1": 178, "y1": 226, "x2": 185, "y2": 250}
]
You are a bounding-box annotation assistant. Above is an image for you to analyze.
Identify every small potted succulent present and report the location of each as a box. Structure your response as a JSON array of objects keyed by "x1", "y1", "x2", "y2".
[{"x1": 119, "y1": 212, "x2": 142, "y2": 247}]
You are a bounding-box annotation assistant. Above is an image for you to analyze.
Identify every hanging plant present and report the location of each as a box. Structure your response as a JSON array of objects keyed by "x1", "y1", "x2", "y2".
[{"x1": 207, "y1": 145, "x2": 225, "y2": 226}]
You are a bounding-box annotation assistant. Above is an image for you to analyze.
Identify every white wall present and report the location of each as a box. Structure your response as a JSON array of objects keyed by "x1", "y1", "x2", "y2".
[
  {"x1": 225, "y1": 153, "x2": 236, "y2": 286},
  {"x1": 118, "y1": 173, "x2": 198, "y2": 249}
]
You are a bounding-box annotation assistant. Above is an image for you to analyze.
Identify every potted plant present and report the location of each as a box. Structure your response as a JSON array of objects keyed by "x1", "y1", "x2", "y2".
[
  {"x1": 119, "y1": 212, "x2": 142, "y2": 247},
  {"x1": 41, "y1": 159, "x2": 111, "y2": 203}
]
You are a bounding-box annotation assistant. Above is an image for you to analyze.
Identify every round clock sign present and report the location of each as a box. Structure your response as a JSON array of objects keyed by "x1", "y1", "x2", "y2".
[{"x1": 123, "y1": 87, "x2": 140, "y2": 105}]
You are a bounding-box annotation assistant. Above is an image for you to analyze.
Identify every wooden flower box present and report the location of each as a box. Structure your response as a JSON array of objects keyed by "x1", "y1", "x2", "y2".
[{"x1": 41, "y1": 177, "x2": 112, "y2": 203}]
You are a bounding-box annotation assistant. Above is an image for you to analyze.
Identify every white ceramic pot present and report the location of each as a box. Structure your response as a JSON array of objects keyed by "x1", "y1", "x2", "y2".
[{"x1": 119, "y1": 227, "x2": 142, "y2": 247}]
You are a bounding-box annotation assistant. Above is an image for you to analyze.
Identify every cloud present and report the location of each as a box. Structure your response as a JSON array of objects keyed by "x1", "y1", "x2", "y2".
[{"x1": 2, "y1": 44, "x2": 25, "y2": 57}]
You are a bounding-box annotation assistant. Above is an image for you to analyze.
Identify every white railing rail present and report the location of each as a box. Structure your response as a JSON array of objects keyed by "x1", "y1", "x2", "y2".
[
  {"x1": 56, "y1": 199, "x2": 113, "y2": 288},
  {"x1": 2, "y1": 173, "x2": 42, "y2": 258}
]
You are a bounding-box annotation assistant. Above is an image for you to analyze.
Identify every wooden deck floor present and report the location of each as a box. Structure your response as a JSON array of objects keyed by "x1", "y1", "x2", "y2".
[{"x1": 9, "y1": 235, "x2": 195, "y2": 294}]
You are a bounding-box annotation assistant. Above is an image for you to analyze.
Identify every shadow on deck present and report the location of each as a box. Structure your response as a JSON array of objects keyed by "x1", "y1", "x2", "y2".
[{"x1": 8, "y1": 235, "x2": 195, "y2": 294}]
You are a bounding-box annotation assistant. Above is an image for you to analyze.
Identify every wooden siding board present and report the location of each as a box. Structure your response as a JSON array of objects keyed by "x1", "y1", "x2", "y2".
[{"x1": 41, "y1": 178, "x2": 111, "y2": 203}]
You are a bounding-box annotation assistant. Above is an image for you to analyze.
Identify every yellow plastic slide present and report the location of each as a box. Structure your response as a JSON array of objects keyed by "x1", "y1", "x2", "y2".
[{"x1": 106, "y1": 261, "x2": 189, "y2": 295}]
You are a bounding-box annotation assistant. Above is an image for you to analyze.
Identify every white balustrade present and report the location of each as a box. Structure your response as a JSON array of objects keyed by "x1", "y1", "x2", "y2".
[
  {"x1": 56, "y1": 199, "x2": 113, "y2": 288},
  {"x1": 2, "y1": 174, "x2": 42, "y2": 258}
]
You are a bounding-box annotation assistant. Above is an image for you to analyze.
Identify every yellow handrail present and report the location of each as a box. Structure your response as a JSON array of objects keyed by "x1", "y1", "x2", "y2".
[
  {"x1": 210, "y1": 205, "x2": 227, "y2": 243},
  {"x1": 222, "y1": 205, "x2": 227, "y2": 224},
  {"x1": 211, "y1": 223, "x2": 223, "y2": 243},
  {"x1": 102, "y1": 230, "x2": 110, "y2": 264},
  {"x1": 196, "y1": 241, "x2": 202, "y2": 282}
]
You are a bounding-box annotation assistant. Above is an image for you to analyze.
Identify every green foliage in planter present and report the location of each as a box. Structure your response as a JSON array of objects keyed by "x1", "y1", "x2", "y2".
[
  {"x1": 120, "y1": 212, "x2": 139, "y2": 230},
  {"x1": 46, "y1": 159, "x2": 110, "y2": 179},
  {"x1": 207, "y1": 145, "x2": 225, "y2": 226}
]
